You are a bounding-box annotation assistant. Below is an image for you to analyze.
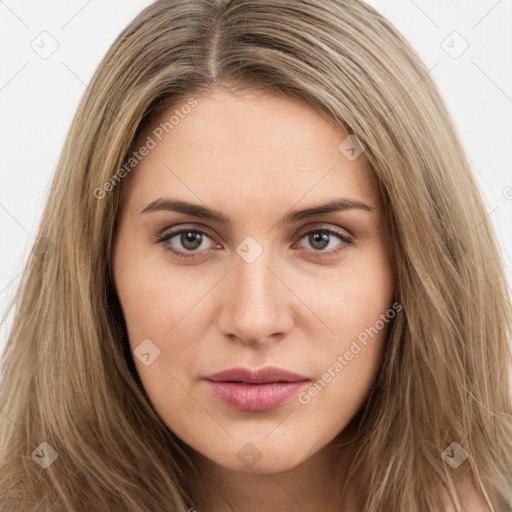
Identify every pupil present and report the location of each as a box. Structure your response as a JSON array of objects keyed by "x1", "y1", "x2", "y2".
[
  {"x1": 182, "y1": 232, "x2": 202, "y2": 250},
  {"x1": 310, "y1": 232, "x2": 329, "y2": 250}
]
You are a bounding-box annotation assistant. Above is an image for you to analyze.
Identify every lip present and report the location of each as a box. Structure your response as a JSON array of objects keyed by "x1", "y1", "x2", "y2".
[{"x1": 203, "y1": 366, "x2": 311, "y2": 411}]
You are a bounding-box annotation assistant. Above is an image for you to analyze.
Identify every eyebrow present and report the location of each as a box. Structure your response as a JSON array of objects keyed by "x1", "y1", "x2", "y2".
[{"x1": 139, "y1": 197, "x2": 376, "y2": 225}]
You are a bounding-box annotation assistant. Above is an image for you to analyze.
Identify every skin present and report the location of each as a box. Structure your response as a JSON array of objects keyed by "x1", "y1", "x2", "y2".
[{"x1": 111, "y1": 87, "x2": 397, "y2": 511}]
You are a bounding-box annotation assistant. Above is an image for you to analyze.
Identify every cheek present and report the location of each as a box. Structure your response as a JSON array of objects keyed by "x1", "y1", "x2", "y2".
[
  {"x1": 113, "y1": 255, "x2": 201, "y2": 424},
  {"x1": 116, "y1": 276, "x2": 169, "y2": 345},
  {"x1": 113, "y1": 248, "x2": 209, "y2": 399},
  {"x1": 296, "y1": 247, "x2": 395, "y2": 424},
  {"x1": 113, "y1": 244, "x2": 196, "y2": 346},
  {"x1": 297, "y1": 310, "x2": 392, "y2": 442},
  {"x1": 317, "y1": 245, "x2": 395, "y2": 346}
]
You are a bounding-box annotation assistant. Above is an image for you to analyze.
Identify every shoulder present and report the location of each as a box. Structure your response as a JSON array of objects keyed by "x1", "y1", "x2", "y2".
[{"x1": 441, "y1": 476, "x2": 492, "y2": 512}]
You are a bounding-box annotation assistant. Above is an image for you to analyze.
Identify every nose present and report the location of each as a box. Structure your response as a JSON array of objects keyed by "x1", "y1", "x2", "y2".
[{"x1": 217, "y1": 249, "x2": 295, "y2": 346}]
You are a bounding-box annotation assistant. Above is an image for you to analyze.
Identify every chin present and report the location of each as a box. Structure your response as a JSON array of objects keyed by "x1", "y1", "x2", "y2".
[{"x1": 199, "y1": 439, "x2": 308, "y2": 475}]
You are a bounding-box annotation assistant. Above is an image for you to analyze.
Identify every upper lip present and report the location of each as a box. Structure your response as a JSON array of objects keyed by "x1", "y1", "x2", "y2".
[{"x1": 203, "y1": 366, "x2": 310, "y2": 384}]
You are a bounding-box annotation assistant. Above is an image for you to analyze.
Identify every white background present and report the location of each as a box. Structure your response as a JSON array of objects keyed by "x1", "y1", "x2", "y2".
[{"x1": 1, "y1": 0, "x2": 511, "y2": 363}]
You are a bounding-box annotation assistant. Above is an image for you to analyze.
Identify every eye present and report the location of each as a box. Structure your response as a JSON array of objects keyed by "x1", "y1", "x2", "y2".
[
  {"x1": 294, "y1": 227, "x2": 353, "y2": 259},
  {"x1": 156, "y1": 227, "x2": 218, "y2": 259},
  {"x1": 153, "y1": 225, "x2": 354, "y2": 260}
]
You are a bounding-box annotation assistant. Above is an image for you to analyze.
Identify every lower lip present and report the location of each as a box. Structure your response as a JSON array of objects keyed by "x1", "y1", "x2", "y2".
[{"x1": 204, "y1": 380, "x2": 310, "y2": 411}]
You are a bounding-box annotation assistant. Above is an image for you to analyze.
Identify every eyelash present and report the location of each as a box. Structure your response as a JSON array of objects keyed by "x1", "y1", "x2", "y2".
[{"x1": 153, "y1": 226, "x2": 354, "y2": 261}]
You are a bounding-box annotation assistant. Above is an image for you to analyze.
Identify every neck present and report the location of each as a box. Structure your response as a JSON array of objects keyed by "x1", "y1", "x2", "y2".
[{"x1": 186, "y1": 437, "x2": 360, "y2": 512}]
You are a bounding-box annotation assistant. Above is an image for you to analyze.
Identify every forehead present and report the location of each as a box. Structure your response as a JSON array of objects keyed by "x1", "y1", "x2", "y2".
[{"x1": 124, "y1": 88, "x2": 380, "y2": 210}]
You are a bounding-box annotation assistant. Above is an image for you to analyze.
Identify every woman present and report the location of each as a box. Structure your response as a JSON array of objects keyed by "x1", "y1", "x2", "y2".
[{"x1": 1, "y1": 0, "x2": 511, "y2": 510}]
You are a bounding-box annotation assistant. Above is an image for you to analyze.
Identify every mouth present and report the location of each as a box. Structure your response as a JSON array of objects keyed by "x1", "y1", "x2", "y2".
[{"x1": 203, "y1": 366, "x2": 311, "y2": 411}]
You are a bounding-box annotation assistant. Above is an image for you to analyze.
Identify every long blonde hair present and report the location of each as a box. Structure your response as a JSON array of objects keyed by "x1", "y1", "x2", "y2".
[{"x1": 1, "y1": 0, "x2": 511, "y2": 510}]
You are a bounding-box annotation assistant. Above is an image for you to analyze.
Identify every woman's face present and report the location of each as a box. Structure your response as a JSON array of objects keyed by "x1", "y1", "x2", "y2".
[{"x1": 112, "y1": 88, "x2": 395, "y2": 475}]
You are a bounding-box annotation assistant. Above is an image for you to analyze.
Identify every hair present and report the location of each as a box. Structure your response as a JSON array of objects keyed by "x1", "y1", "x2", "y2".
[{"x1": 1, "y1": 0, "x2": 511, "y2": 510}]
